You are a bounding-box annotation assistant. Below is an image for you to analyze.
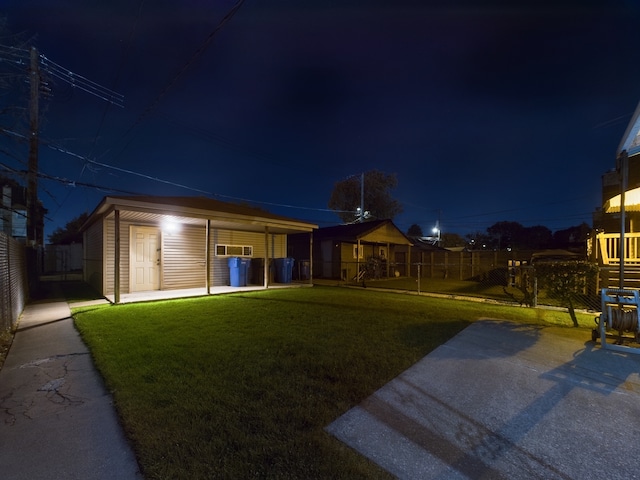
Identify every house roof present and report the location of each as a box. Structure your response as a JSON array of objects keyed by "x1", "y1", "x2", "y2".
[
  {"x1": 82, "y1": 195, "x2": 318, "y2": 234},
  {"x1": 313, "y1": 219, "x2": 413, "y2": 245},
  {"x1": 619, "y1": 99, "x2": 640, "y2": 156},
  {"x1": 603, "y1": 185, "x2": 640, "y2": 213}
]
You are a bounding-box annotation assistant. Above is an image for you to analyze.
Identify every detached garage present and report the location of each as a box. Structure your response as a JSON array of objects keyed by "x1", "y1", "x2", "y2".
[{"x1": 81, "y1": 196, "x2": 317, "y2": 303}]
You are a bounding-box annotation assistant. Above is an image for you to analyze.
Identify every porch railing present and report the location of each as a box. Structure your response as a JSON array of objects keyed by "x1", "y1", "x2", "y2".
[{"x1": 596, "y1": 232, "x2": 640, "y2": 265}]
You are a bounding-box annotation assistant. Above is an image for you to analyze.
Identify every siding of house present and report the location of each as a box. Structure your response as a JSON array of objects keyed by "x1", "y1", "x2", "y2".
[
  {"x1": 208, "y1": 229, "x2": 286, "y2": 287},
  {"x1": 83, "y1": 220, "x2": 104, "y2": 294},
  {"x1": 339, "y1": 242, "x2": 377, "y2": 280},
  {"x1": 104, "y1": 215, "x2": 131, "y2": 295},
  {"x1": 162, "y1": 225, "x2": 207, "y2": 290},
  {"x1": 92, "y1": 216, "x2": 290, "y2": 294}
]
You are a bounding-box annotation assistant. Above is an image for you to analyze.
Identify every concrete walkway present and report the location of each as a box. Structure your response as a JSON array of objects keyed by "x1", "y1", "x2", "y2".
[
  {"x1": 327, "y1": 320, "x2": 640, "y2": 480},
  {"x1": 0, "y1": 298, "x2": 142, "y2": 480}
]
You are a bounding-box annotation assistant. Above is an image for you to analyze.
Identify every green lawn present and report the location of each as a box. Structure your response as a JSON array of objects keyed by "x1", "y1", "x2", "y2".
[
  {"x1": 73, "y1": 285, "x2": 593, "y2": 479},
  {"x1": 349, "y1": 276, "x2": 600, "y2": 311}
]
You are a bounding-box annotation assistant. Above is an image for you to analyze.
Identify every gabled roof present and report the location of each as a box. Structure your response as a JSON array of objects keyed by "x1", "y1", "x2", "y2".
[
  {"x1": 314, "y1": 219, "x2": 413, "y2": 245},
  {"x1": 619, "y1": 99, "x2": 640, "y2": 156},
  {"x1": 82, "y1": 195, "x2": 318, "y2": 234}
]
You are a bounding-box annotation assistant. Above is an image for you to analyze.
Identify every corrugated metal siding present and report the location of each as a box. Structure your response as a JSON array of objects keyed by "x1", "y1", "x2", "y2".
[
  {"x1": 84, "y1": 220, "x2": 104, "y2": 294},
  {"x1": 162, "y1": 225, "x2": 206, "y2": 289},
  {"x1": 0, "y1": 232, "x2": 27, "y2": 332}
]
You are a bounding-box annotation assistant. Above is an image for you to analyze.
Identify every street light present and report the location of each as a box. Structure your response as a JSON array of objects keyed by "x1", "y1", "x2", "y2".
[{"x1": 432, "y1": 223, "x2": 441, "y2": 246}]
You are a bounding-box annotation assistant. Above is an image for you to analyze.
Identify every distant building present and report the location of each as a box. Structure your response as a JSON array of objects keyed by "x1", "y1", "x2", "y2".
[
  {"x1": 0, "y1": 184, "x2": 45, "y2": 245},
  {"x1": 590, "y1": 104, "x2": 640, "y2": 288}
]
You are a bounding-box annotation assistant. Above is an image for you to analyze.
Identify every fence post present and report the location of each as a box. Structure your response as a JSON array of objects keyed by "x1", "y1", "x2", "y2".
[
  {"x1": 417, "y1": 263, "x2": 421, "y2": 294},
  {"x1": 430, "y1": 251, "x2": 434, "y2": 278},
  {"x1": 533, "y1": 277, "x2": 538, "y2": 307}
]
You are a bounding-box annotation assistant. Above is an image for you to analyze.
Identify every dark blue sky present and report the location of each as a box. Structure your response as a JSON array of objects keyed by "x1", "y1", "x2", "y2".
[{"x1": 3, "y1": 0, "x2": 640, "y2": 240}]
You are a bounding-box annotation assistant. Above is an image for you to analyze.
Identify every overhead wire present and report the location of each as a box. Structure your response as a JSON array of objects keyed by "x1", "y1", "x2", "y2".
[
  {"x1": 39, "y1": 55, "x2": 125, "y2": 108},
  {"x1": 106, "y1": 0, "x2": 246, "y2": 162},
  {"x1": 44, "y1": 139, "x2": 355, "y2": 214}
]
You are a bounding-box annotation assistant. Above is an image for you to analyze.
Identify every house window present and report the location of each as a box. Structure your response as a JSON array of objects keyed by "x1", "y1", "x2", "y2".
[
  {"x1": 353, "y1": 244, "x2": 363, "y2": 259},
  {"x1": 215, "y1": 244, "x2": 253, "y2": 256}
]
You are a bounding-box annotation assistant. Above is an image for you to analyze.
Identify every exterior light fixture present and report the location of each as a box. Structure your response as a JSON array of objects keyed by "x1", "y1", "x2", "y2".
[{"x1": 161, "y1": 217, "x2": 181, "y2": 234}]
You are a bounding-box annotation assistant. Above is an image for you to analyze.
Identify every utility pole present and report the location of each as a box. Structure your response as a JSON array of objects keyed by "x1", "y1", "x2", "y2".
[
  {"x1": 359, "y1": 172, "x2": 364, "y2": 222},
  {"x1": 27, "y1": 46, "x2": 39, "y2": 247}
]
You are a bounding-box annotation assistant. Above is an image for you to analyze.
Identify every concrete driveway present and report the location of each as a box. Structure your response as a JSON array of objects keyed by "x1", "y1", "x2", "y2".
[{"x1": 327, "y1": 320, "x2": 640, "y2": 480}]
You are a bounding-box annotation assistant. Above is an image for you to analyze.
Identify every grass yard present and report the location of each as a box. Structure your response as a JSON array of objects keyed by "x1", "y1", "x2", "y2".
[
  {"x1": 73, "y1": 285, "x2": 593, "y2": 479},
  {"x1": 350, "y1": 276, "x2": 600, "y2": 311}
]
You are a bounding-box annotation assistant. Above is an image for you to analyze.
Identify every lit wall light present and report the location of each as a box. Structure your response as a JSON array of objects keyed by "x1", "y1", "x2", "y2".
[{"x1": 161, "y1": 217, "x2": 181, "y2": 234}]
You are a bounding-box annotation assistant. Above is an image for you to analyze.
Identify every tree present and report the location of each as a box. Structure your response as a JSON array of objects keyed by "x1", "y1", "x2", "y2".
[
  {"x1": 407, "y1": 223, "x2": 423, "y2": 237},
  {"x1": 466, "y1": 231, "x2": 495, "y2": 250},
  {"x1": 48, "y1": 212, "x2": 88, "y2": 245},
  {"x1": 534, "y1": 261, "x2": 599, "y2": 327},
  {"x1": 552, "y1": 222, "x2": 591, "y2": 249},
  {"x1": 441, "y1": 232, "x2": 466, "y2": 248},
  {"x1": 328, "y1": 170, "x2": 403, "y2": 223},
  {"x1": 487, "y1": 221, "x2": 525, "y2": 250},
  {"x1": 524, "y1": 225, "x2": 553, "y2": 250},
  {"x1": 485, "y1": 221, "x2": 553, "y2": 250}
]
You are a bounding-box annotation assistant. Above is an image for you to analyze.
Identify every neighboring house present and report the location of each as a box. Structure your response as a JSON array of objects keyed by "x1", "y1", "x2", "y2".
[
  {"x1": 80, "y1": 195, "x2": 317, "y2": 302},
  {"x1": 289, "y1": 219, "x2": 413, "y2": 281},
  {"x1": 0, "y1": 185, "x2": 26, "y2": 239},
  {"x1": 591, "y1": 100, "x2": 640, "y2": 289},
  {"x1": 0, "y1": 184, "x2": 46, "y2": 246}
]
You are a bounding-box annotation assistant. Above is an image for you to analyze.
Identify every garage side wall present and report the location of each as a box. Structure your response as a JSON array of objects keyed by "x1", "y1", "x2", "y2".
[
  {"x1": 104, "y1": 215, "x2": 131, "y2": 296},
  {"x1": 83, "y1": 220, "x2": 104, "y2": 295},
  {"x1": 208, "y1": 229, "x2": 286, "y2": 286},
  {"x1": 162, "y1": 225, "x2": 207, "y2": 289}
]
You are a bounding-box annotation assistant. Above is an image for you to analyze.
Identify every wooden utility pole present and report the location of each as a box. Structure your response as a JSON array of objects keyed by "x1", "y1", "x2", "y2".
[
  {"x1": 359, "y1": 172, "x2": 365, "y2": 222},
  {"x1": 27, "y1": 46, "x2": 39, "y2": 247}
]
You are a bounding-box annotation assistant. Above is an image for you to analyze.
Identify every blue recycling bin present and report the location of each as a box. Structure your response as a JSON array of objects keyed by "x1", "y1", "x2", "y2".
[
  {"x1": 228, "y1": 257, "x2": 250, "y2": 287},
  {"x1": 274, "y1": 257, "x2": 295, "y2": 283}
]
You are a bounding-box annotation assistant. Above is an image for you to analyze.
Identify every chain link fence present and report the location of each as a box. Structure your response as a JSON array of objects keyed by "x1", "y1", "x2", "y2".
[{"x1": 313, "y1": 250, "x2": 605, "y2": 313}]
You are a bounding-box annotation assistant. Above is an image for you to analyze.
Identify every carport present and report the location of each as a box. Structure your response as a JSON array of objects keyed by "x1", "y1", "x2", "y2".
[{"x1": 81, "y1": 195, "x2": 317, "y2": 303}]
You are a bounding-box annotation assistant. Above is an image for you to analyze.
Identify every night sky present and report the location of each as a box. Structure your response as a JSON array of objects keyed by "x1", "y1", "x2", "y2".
[{"x1": 3, "y1": 0, "x2": 640, "y2": 240}]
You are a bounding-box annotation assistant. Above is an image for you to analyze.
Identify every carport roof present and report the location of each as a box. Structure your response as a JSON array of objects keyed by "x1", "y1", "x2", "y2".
[{"x1": 82, "y1": 195, "x2": 318, "y2": 234}]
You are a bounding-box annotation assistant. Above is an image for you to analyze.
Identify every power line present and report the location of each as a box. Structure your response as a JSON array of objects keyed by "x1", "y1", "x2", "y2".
[
  {"x1": 122, "y1": 0, "x2": 245, "y2": 136},
  {"x1": 44, "y1": 140, "x2": 355, "y2": 214},
  {"x1": 39, "y1": 54, "x2": 124, "y2": 108}
]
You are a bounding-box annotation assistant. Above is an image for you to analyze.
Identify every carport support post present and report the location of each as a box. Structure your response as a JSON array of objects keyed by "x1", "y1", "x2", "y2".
[
  {"x1": 386, "y1": 242, "x2": 390, "y2": 277},
  {"x1": 114, "y1": 209, "x2": 120, "y2": 304},
  {"x1": 205, "y1": 219, "x2": 211, "y2": 295},
  {"x1": 264, "y1": 226, "x2": 270, "y2": 288},
  {"x1": 309, "y1": 231, "x2": 314, "y2": 285},
  {"x1": 357, "y1": 239, "x2": 361, "y2": 278}
]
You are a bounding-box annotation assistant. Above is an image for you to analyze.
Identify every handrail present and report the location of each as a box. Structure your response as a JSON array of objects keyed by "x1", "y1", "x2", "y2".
[{"x1": 596, "y1": 232, "x2": 640, "y2": 265}]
